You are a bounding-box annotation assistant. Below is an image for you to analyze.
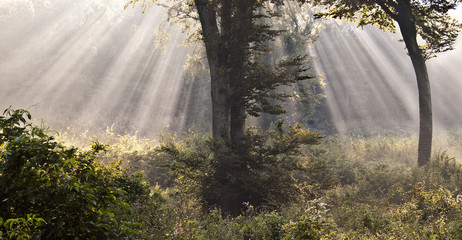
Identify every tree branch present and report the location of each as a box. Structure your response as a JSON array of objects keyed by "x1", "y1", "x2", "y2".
[{"x1": 376, "y1": 0, "x2": 398, "y2": 20}]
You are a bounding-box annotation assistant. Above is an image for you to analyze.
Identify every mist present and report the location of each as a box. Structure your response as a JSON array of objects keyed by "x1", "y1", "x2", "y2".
[
  {"x1": 311, "y1": 12, "x2": 462, "y2": 134},
  {"x1": 1, "y1": 0, "x2": 461, "y2": 138},
  {"x1": 1, "y1": 0, "x2": 189, "y2": 137}
]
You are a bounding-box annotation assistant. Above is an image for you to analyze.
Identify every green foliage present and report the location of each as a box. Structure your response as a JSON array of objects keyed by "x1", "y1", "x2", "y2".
[
  {"x1": 50, "y1": 127, "x2": 462, "y2": 239},
  {"x1": 282, "y1": 199, "x2": 334, "y2": 240},
  {"x1": 152, "y1": 200, "x2": 332, "y2": 240},
  {"x1": 320, "y1": 151, "x2": 462, "y2": 238},
  {"x1": 239, "y1": 49, "x2": 315, "y2": 117},
  {"x1": 0, "y1": 214, "x2": 45, "y2": 240},
  {"x1": 312, "y1": 0, "x2": 462, "y2": 59},
  {"x1": 301, "y1": 137, "x2": 357, "y2": 192},
  {"x1": 129, "y1": 186, "x2": 170, "y2": 239},
  {"x1": 420, "y1": 151, "x2": 462, "y2": 191},
  {"x1": 55, "y1": 126, "x2": 174, "y2": 188},
  {"x1": 0, "y1": 108, "x2": 158, "y2": 239},
  {"x1": 159, "y1": 123, "x2": 322, "y2": 215},
  {"x1": 390, "y1": 184, "x2": 462, "y2": 239},
  {"x1": 329, "y1": 182, "x2": 462, "y2": 239}
]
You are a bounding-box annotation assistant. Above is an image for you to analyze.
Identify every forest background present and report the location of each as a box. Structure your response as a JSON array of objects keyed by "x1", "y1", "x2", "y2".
[{"x1": 1, "y1": 0, "x2": 462, "y2": 239}]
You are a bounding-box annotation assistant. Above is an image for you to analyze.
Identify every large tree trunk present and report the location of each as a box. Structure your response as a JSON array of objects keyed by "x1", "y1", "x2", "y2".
[
  {"x1": 230, "y1": 99, "x2": 246, "y2": 151},
  {"x1": 229, "y1": 0, "x2": 254, "y2": 151},
  {"x1": 195, "y1": 0, "x2": 230, "y2": 144},
  {"x1": 195, "y1": 0, "x2": 257, "y2": 150},
  {"x1": 397, "y1": 0, "x2": 432, "y2": 166}
]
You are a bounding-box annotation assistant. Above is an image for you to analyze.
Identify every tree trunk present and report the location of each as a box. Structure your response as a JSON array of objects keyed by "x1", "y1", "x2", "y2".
[
  {"x1": 397, "y1": 1, "x2": 432, "y2": 166},
  {"x1": 195, "y1": 0, "x2": 230, "y2": 144},
  {"x1": 195, "y1": 0, "x2": 257, "y2": 150},
  {"x1": 230, "y1": 99, "x2": 246, "y2": 151},
  {"x1": 229, "y1": 0, "x2": 254, "y2": 151}
]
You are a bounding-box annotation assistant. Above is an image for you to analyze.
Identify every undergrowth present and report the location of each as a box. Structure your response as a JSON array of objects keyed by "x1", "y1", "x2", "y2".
[{"x1": 43, "y1": 125, "x2": 462, "y2": 239}]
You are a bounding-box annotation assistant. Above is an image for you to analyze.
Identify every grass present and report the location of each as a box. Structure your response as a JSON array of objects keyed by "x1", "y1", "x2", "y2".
[{"x1": 52, "y1": 127, "x2": 462, "y2": 239}]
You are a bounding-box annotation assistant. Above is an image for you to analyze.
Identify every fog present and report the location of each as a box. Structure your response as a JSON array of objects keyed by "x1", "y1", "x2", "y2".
[
  {"x1": 1, "y1": 0, "x2": 461, "y2": 138},
  {"x1": 0, "y1": 0, "x2": 189, "y2": 136}
]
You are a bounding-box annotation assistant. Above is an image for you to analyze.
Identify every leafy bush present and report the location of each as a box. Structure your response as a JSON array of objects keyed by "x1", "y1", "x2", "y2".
[
  {"x1": 417, "y1": 151, "x2": 462, "y2": 192},
  {"x1": 301, "y1": 137, "x2": 357, "y2": 191},
  {"x1": 55, "y1": 126, "x2": 174, "y2": 188},
  {"x1": 0, "y1": 214, "x2": 45, "y2": 240},
  {"x1": 159, "y1": 123, "x2": 322, "y2": 215},
  {"x1": 147, "y1": 133, "x2": 462, "y2": 239},
  {"x1": 22, "y1": 110, "x2": 462, "y2": 239},
  {"x1": 0, "y1": 108, "x2": 159, "y2": 239}
]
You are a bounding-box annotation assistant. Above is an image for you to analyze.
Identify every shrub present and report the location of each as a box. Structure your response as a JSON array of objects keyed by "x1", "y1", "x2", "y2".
[
  {"x1": 0, "y1": 214, "x2": 45, "y2": 240},
  {"x1": 159, "y1": 122, "x2": 322, "y2": 215},
  {"x1": 0, "y1": 108, "x2": 157, "y2": 239},
  {"x1": 301, "y1": 136, "x2": 357, "y2": 190},
  {"x1": 384, "y1": 183, "x2": 462, "y2": 239},
  {"x1": 418, "y1": 151, "x2": 462, "y2": 192}
]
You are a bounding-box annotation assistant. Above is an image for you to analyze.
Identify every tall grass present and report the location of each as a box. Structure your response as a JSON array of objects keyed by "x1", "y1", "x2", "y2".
[{"x1": 52, "y1": 127, "x2": 462, "y2": 239}]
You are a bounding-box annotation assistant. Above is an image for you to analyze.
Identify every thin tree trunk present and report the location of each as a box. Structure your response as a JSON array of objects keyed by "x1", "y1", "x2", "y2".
[{"x1": 397, "y1": 1, "x2": 432, "y2": 166}]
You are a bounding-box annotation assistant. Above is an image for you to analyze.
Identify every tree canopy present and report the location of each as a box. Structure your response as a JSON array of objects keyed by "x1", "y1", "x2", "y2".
[
  {"x1": 126, "y1": 0, "x2": 318, "y2": 150},
  {"x1": 313, "y1": 0, "x2": 462, "y2": 59}
]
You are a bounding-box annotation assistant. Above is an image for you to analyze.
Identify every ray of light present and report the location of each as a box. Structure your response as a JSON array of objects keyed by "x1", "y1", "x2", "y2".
[
  {"x1": 311, "y1": 9, "x2": 462, "y2": 134},
  {"x1": 0, "y1": 0, "x2": 461, "y2": 139},
  {"x1": 0, "y1": 0, "x2": 190, "y2": 137}
]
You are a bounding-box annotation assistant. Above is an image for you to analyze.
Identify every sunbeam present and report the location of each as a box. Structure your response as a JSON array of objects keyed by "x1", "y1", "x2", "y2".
[
  {"x1": 0, "y1": 0, "x2": 189, "y2": 137},
  {"x1": 310, "y1": 9, "x2": 462, "y2": 134},
  {"x1": 0, "y1": 0, "x2": 461, "y2": 139}
]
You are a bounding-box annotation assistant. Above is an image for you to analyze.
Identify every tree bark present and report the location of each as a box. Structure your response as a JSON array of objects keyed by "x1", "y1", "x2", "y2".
[
  {"x1": 230, "y1": 99, "x2": 246, "y2": 150},
  {"x1": 396, "y1": 0, "x2": 432, "y2": 166},
  {"x1": 195, "y1": 0, "x2": 259, "y2": 151},
  {"x1": 195, "y1": 0, "x2": 231, "y2": 144},
  {"x1": 229, "y1": 0, "x2": 253, "y2": 150}
]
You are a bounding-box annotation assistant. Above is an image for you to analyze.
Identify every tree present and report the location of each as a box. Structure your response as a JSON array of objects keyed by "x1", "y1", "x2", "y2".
[
  {"x1": 194, "y1": 0, "x2": 317, "y2": 151},
  {"x1": 160, "y1": 122, "x2": 322, "y2": 215},
  {"x1": 309, "y1": 0, "x2": 462, "y2": 166},
  {"x1": 126, "y1": 0, "x2": 323, "y2": 213},
  {"x1": 126, "y1": 0, "x2": 313, "y2": 151}
]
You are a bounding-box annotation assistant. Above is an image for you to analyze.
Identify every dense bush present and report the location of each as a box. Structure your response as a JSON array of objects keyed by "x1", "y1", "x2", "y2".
[
  {"x1": 159, "y1": 122, "x2": 322, "y2": 215},
  {"x1": 5, "y1": 108, "x2": 462, "y2": 239},
  {"x1": 321, "y1": 150, "x2": 462, "y2": 239},
  {"x1": 151, "y1": 137, "x2": 462, "y2": 240},
  {"x1": 155, "y1": 200, "x2": 332, "y2": 240},
  {"x1": 0, "y1": 108, "x2": 162, "y2": 239}
]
